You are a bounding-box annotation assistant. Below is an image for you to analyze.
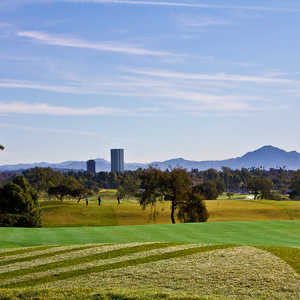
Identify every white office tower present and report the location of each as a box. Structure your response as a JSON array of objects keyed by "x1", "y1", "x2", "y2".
[{"x1": 111, "y1": 149, "x2": 124, "y2": 173}]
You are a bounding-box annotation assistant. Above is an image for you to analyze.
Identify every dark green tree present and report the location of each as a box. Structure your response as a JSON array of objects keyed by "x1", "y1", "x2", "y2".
[
  {"x1": 193, "y1": 181, "x2": 220, "y2": 200},
  {"x1": 117, "y1": 174, "x2": 141, "y2": 200},
  {"x1": 0, "y1": 176, "x2": 41, "y2": 227},
  {"x1": 140, "y1": 168, "x2": 208, "y2": 224},
  {"x1": 177, "y1": 192, "x2": 208, "y2": 223},
  {"x1": 24, "y1": 167, "x2": 64, "y2": 194},
  {"x1": 290, "y1": 170, "x2": 300, "y2": 200},
  {"x1": 0, "y1": 145, "x2": 4, "y2": 151},
  {"x1": 48, "y1": 185, "x2": 71, "y2": 201},
  {"x1": 247, "y1": 177, "x2": 273, "y2": 199}
]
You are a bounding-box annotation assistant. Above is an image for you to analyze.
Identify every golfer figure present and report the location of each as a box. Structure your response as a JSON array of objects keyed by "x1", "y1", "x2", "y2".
[
  {"x1": 85, "y1": 197, "x2": 89, "y2": 207},
  {"x1": 98, "y1": 195, "x2": 102, "y2": 206}
]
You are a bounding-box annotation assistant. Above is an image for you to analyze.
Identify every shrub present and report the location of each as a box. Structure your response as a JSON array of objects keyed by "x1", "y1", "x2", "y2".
[{"x1": 0, "y1": 176, "x2": 41, "y2": 227}]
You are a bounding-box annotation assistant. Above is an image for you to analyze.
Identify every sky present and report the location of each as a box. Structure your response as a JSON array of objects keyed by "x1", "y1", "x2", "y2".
[{"x1": 0, "y1": 0, "x2": 300, "y2": 164}]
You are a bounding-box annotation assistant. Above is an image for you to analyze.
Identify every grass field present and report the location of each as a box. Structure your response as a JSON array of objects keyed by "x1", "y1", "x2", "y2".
[
  {"x1": 1, "y1": 220, "x2": 300, "y2": 248},
  {"x1": 40, "y1": 192, "x2": 300, "y2": 227},
  {"x1": 0, "y1": 242, "x2": 299, "y2": 299},
  {"x1": 1, "y1": 191, "x2": 300, "y2": 299}
]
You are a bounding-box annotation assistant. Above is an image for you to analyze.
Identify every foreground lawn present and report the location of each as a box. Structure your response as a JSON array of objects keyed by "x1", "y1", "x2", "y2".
[
  {"x1": 0, "y1": 242, "x2": 299, "y2": 299},
  {"x1": 1, "y1": 220, "x2": 300, "y2": 248}
]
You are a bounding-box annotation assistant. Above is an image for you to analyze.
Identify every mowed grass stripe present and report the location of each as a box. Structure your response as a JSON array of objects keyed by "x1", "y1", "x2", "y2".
[
  {"x1": 0, "y1": 246, "x2": 57, "y2": 258},
  {"x1": 0, "y1": 244, "x2": 105, "y2": 267},
  {"x1": 4, "y1": 245, "x2": 234, "y2": 289},
  {"x1": 0, "y1": 243, "x2": 175, "y2": 282},
  {"x1": 257, "y1": 246, "x2": 300, "y2": 274},
  {"x1": 0, "y1": 244, "x2": 199, "y2": 287}
]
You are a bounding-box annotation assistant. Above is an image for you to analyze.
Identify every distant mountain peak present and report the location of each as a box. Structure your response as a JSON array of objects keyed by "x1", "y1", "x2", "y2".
[
  {"x1": 255, "y1": 145, "x2": 284, "y2": 152},
  {"x1": 1, "y1": 145, "x2": 300, "y2": 172}
]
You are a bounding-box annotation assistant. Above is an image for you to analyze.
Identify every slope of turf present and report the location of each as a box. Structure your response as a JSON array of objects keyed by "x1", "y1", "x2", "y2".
[
  {"x1": 1, "y1": 220, "x2": 300, "y2": 248},
  {"x1": 40, "y1": 197, "x2": 300, "y2": 227},
  {"x1": 4, "y1": 245, "x2": 233, "y2": 289}
]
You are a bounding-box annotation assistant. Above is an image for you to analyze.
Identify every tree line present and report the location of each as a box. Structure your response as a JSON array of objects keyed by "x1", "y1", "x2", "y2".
[
  {"x1": 2, "y1": 165, "x2": 300, "y2": 227},
  {"x1": 20, "y1": 166, "x2": 300, "y2": 201}
]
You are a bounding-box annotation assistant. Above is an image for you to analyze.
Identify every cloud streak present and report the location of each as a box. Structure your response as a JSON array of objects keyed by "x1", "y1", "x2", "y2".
[
  {"x1": 1, "y1": 0, "x2": 300, "y2": 12},
  {"x1": 178, "y1": 16, "x2": 230, "y2": 28},
  {"x1": 0, "y1": 123, "x2": 98, "y2": 136},
  {"x1": 18, "y1": 31, "x2": 174, "y2": 57},
  {"x1": 63, "y1": 0, "x2": 300, "y2": 12},
  {"x1": 0, "y1": 102, "x2": 134, "y2": 116},
  {"x1": 127, "y1": 69, "x2": 300, "y2": 85}
]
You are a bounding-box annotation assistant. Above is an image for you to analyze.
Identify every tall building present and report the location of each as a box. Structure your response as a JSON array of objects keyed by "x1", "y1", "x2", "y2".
[
  {"x1": 87, "y1": 159, "x2": 96, "y2": 173},
  {"x1": 111, "y1": 149, "x2": 124, "y2": 173}
]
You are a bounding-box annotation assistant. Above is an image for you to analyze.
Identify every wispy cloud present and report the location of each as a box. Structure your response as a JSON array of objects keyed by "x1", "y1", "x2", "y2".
[
  {"x1": 0, "y1": 75, "x2": 264, "y2": 116},
  {"x1": 62, "y1": 0, "x2": 300, "y2": 13},
  {"x1": 0, "y1": 102, "x2": 135, "y2": 116},
  {"x1": 127, "y1": 68, "x2": 300, "y2": 85},
  {"x1": 1, "y1": 0, "x2": 300, "y2": 12},
  {"x1": 178, "y1": 15, "x2": 230, "y2": 28},
  {"x1": 17, "y1": 31, "x2": 174, "y2": 57},
  {"x1": 0, "y1": 79, "x2": 88, "y2": 94},
  {"x1": 0, "y1": 123, "x2": 98, "y2": 136}
]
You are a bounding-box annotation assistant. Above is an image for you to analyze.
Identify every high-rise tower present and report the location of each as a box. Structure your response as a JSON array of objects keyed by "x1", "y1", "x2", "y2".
[
  {"x1": 87, "y1": 159, "x2": 96, "y2": 173},
  {"x1": 110, "y1": 149, "x2": 124, "y2": 173}
]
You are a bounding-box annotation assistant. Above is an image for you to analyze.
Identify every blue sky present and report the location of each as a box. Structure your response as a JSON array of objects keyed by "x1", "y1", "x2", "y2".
[{"x1": 0, "y1": 0, "x2": 300, "y2": 164}]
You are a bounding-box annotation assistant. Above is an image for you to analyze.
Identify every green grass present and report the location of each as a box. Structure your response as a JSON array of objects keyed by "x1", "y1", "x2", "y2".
[
  {"x1": 217, "y1": 193, "x2": 251, "y2": 200},
  {"x1": 1, "y1": 221, "x2": 300, "y2": 248},
  {"x1": 0, "y1": 243, "x2": 176, "y2": 281},
  {"x1": 39, "y1": 195, "x2": 300, "y2": 227},
  {"x1": 0, "y1": 246, "x2": 55, "y2": 258},
  {"x1": 0, "y1": 243, "x2": 299, "y2": 299},
  {"x1": 257, "y1": 246, "x2": 300, "y2": 274},
  {"x1": 0, "y1": 244, "x2": 102, "y2": 267},
  {"x1": 3, "y1": 245, "x2": 234, "y2": 289}
]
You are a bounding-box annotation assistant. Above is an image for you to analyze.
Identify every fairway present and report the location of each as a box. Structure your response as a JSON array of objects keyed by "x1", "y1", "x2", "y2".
[
  {"x1": 40, "y1": 194, "x2": 300, "y2": 227},
  {"x1": 1, "y1": 220, "x2": 300, "y2": 248}
]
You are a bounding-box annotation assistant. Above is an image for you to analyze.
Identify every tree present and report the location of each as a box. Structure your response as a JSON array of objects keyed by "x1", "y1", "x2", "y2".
[
  {"x1": 165, "y1": 169, "x2": 192, "y2": 224},
  {"x1": 117, "y1": 174, "x2": 141, "y2": 200},
  {"x1": 24, "y1": 167, "x2": 64, "y2": 194},
  {"x1": 0, "y1": 176, "x2": 41, "y2": 227},
  {"x1": 193, "y1": 181, "x2": 220, "y2": 200},
  {"x1": 0, "y1": 145, "x2": 4, "y2": 151},
  {"x1": 48, "y1": 185, "x2": 71, "y2": 201},
  {"x1": 71, "y1": 186, "x2": 89, "y2": 203},
  {"x1": 47, "y1": 175, "x2": 87, "y2": 202},
  {"x1": 140, "y1": 168, "x2": 208, "y2": 224},
  {"x1": 177, "y1": 192, "x2": 208, "y2": 223},
  {"x1": 247, "y1": 177, "x2": 273, "y2": 199},
  {"x1": 290, "y1": 170, "x2": 300, "y2": 200}
]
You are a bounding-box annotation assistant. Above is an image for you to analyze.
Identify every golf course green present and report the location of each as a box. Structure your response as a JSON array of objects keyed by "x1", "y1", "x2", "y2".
[{"x1": 1, "y1": 220, "x2": 300, "y2": 248}]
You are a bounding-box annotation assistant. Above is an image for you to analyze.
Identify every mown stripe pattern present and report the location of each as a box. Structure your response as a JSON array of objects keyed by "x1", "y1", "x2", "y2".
[
  {"x1": 0, "y1": 244, "x2": 105, "y2": 267},
  {"x1": 0, "y1": 243, "x2": 178, "y2": 283},
  {"x1": 0, "y1": 246, "x2": 56, "y2": 258},
  {"x1": 2, "y1": 243, "x2": 299, "y2": 291},
  {"x1": 3, "y1": 245, "x2": 234, "y2": 288}
]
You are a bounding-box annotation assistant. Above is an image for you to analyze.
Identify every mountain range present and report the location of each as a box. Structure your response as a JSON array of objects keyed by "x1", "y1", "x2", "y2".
[{"x1": 1, "y1": 145, "x2": 300, "y2": 172}]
